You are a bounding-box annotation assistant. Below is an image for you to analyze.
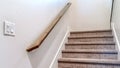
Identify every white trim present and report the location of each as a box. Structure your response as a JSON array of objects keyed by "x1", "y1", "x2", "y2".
[
  {"x1": 49, "y1": 29, "x2": 69, "y2": 68},
  {"x1": 111, "y1": 23, "x2": 120, "y2": 60},
  {"x1": 111, "y1": 23, "x2": 120, "y2": 51}
]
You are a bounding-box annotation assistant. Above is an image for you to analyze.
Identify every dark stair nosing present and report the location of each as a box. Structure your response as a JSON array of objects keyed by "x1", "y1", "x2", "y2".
[
  {"x1": 62, "y1": 49, "x2": 118, "y2": 54},
  {"x1": 58, "y1": 58, "x2": 120, "y2": 65},
  {"x1": 66, "y1": 42, "x2": 115, "y2": 45},
  {"x1": 70, "y1": 30, "x2": 112, "y2": 34},
  {"x1": 68, "y1": 36, "x2": 113, "y2": 39},
  {"x1": 66, "y1": 43, "x2": 115, "y2": 46}
]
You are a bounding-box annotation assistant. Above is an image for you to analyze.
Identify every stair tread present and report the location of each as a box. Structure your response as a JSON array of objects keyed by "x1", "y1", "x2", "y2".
[
  {"x1": 66, "y1": 42, "x2": 115, "y2": 45},
  {"x1": 65, "y1": 44, "x2": 115, "y2": 49},
  {"x1": 66, "y1": 43, "x2": 115, "y2": 45},
  {"x1": 58, "y1": 58, "x2": 120, "y2": 65},
  {"x1": 68, "y1": 35, "x2": 113, "y2": 39},
  {"x1": 70, "y1": 30, "x2": 112, "y2": 34},
  {"x1": 62, "y1": 49, "x2": 117, "y2": 54},
  {"x1": 70, "y1": 35, "x2": 113, "y2": 37}
]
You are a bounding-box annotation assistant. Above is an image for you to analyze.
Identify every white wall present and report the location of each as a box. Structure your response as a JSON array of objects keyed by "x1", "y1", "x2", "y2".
[
  {"x1": 68, "y1": 0, "x2": 112, "y2": 31},
  {"x1": 0, "y1": 0, "x2": 113, "y2": 68},
  {"x1": 112, "y1": 0, "x2": 120, "y2": 52},
  {"x1": 112, "y1": 0, "x2": 120, "y2": 41},
  {"x1": 28, "y1": 11, "x2": 69, "y2": 68},
  {"x1": 0, "y1": 0, "x2": 68, "y2": 68}
]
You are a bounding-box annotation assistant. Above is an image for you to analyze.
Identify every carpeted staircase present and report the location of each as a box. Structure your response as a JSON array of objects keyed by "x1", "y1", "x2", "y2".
[{"x1": 58, "y1": 30, "x2": 120, "y2": 68}]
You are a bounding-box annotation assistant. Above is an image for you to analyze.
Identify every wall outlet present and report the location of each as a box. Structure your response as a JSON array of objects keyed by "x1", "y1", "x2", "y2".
[{"x1": 4, "y1": 21, "x2": 15, "y2": 36}]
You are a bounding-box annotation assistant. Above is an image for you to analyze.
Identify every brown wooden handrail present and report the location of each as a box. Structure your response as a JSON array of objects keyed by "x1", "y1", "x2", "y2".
[{"x1": 26, "y1": 2, "x2": 71, "y2": 52}]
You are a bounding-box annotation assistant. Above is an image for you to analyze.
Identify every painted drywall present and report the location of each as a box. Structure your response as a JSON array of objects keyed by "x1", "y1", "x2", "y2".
[
  {"x1": 0, "y1": 0, "x2": 68, "y2": 68},
  {"x1": 28, "y1": 11, "x2": 69, "y2": 68},
  {"x1": 49, "y1": 10, "x2": 71, "y2": 68},
  {"x1": 68, "y1": 0, "x2": 112, "y2": 31},
  {"x1": 112, "y1": 0, "x2": 120, "y2": 40},
  {"x1": 112, "y1": 0, "x2": 120, "y2": 51}
]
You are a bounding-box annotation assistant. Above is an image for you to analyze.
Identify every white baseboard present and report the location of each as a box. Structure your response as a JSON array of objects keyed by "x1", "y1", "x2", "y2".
[
  {"x1": 111, "y1": 23, "x2": 120, "y2": 60},
  {"x1": 49, "y1": 29, "x2": 69, "y2": 68}
]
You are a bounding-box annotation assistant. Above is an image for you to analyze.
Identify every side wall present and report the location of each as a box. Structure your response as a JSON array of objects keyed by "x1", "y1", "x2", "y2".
[
  {"x1": 28, "y1": 11, "x2": 69, "y2": 68},
  {"x1": 112, "y1": 0, "x2": 120, "y2": 42},
  {"x1": 0, "y1": 0, "x2": 68, "y2": 68},
  {"x1": 112, "y1": 0, "x2": 120, "y2": 54},
  {"x1": 68, "y1": 0, "x2": 112, "y2": 31}
]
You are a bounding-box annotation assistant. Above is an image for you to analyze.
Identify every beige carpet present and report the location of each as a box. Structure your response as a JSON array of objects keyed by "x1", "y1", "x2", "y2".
[{"x1": 58, "y1": 30, "x2": 120, "y2": 68}]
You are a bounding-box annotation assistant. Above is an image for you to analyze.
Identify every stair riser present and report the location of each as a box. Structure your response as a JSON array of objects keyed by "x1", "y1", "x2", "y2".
[
  {"x1": 70, "y1": 32, "x2": 112, "y2": 37},
  {"x1": 68, "y1": 38, "x2": 114, "y2": 42},
  {"x1": 65, "y1": 45, "x2": 115, "y2": 50},
  {"x1": 62, "y1": 53, "x2": 117, "y2": 59},
  {"x1": 58, "y1": 63, "x2": 120, "y2": 68}
]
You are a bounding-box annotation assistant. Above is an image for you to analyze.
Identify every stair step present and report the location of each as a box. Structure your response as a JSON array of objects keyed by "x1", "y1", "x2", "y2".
[
  {"x1": 70, "y1": 35, "x2": 113, "y2": 37},
  {"x1": 68, "y1": 37, "x2": 114, "y2": 42},
  {"x1": 58, "y1": 58, "x2": 120, "y2": 64},
  {"x1": 68, "y1": 35, "x2": 113, "y2": 39},
  {"x1": 70, "y1": 30, "x2": 112, "y2": 33},
  {"x1": 65, "y1": 43, "x2": 115, "y2": 50},
  {"x1": 62, "y1": 49, "x2": 117, "y2": 59},
  {"x1": 66, "y1": 42, "x2": 115, "y2": 45},
  {"x1": 70, "y1": 30, "x2": 112, "y2": 37},
  {"x1": 58, "y1": 58, "x2": 120, "y2": 68},
  {"x1": 62, "y1": 49, "x2": 117, "y2": 53}
]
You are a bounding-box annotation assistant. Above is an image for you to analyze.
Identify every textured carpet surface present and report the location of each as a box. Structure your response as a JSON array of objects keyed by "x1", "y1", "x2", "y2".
[{"x1": 58, "y1": 30, "x2": 120, "y2": 68}]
